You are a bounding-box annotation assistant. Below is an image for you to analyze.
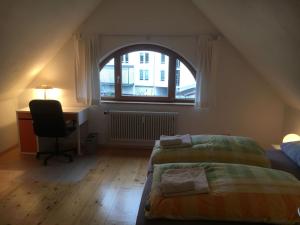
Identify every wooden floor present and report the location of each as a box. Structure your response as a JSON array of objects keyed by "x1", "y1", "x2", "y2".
[{"x1": 0, "y1": 147, "x2": 151, "y2": 225}]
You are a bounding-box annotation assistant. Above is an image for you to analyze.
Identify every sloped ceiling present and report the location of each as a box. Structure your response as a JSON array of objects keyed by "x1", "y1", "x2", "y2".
[
  {"x1": 1, "y1": 0, "x2": 300, "y2": 109},
  {"x1": 0, "y1": 0, "x2": 102, "y2": 100},
  {"x1": 193, "y1": 0, "x2": 300, "y2": 108}
]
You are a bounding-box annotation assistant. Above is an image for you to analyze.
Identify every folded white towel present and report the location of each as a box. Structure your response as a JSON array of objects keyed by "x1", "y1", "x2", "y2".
[
  {"x1": 160, "y1": 135, "x2": 182, "y2": 146},
  {"x1": 159, "y1": 134, "x2": 192, "y2": 149},
  {"x1": 160, "y1": 169, "x2": 195, "y2": 193},
  {"x1": 160, "y1": 167, "x2": 209, "y2": 197},
  {"x1": 180, "y1": 134, "x2": 192, "y2": 146}
]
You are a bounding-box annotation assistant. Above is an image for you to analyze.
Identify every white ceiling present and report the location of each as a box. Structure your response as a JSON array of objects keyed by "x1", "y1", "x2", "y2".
[
  {"x1": 0, "y1": 0, "x2": 102, "y2": 100},
  {"x1": 1, "y1": 0, "x2": 300, "y2": 109}
]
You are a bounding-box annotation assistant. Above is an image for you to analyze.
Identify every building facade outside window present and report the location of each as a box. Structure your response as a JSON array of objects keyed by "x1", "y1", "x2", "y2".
[
  {"x1": 144, "y1": 70, "x2": 149, "y2": 80},
  {"x1": 139, "y1": 70, "x2": 149, "y2": 80},
  {"x1": 160, "y1": 70, "x2": 165, "y2": 81},
  {"x1": 139, "y1": 70, "x2": 144, "y2": 80},
  {"x1": 145, "y1": 52, "x2": 149, "y2": 64},
  {"x1": 99, "y1": 44, "x2": 196, "y2": 102},
  {"x1": 139, "y1": 53, "x2": 144, "y2": 64},
  {"x1": 161, "y1": 54, "x2": 165, "y2": 64},
  {"x1": 139, "y1": 52, "x2": 149, "y2": 64}
]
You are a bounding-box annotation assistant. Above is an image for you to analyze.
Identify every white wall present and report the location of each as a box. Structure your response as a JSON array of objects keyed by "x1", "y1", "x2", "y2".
[
  {"x1": 213, "y1": 42, "x2": 284, "y2": 146},
  {"x1": 282, "y1": 106, "x2": 300, "y2": 138},
  {"x1": 19, "y1": 0, "x2": 285, "y2": 148}
]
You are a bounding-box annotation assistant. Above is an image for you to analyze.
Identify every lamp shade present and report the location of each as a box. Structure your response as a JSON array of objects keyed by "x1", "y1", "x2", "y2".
[
  {"x1": 35, "y1": 84, "x2": 53, "y2": 99},
  {"x1": 35, "y1": 84, "x2": 53, "y2": 89},
  {"x1": 282, "y1": 133, "x2": 300, "y2": 143}
]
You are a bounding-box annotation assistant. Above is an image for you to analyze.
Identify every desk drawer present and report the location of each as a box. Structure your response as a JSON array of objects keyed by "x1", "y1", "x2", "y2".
[
  {"x1": 64, "y1": 113, "x2": 77, "y2": 121},
  {"x1": 17, "y1": 112, "x2": 32, "y2": 119},
  {"x1": 18, "y1": 119, "x2": 37, "y2": 153},
  {"x1": 17, "y1": 112, "x2": 77, "y2": 121}
]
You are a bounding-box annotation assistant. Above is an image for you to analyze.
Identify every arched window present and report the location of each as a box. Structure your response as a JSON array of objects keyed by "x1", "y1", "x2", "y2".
[{"x1": 99, "y1": 44, "x2": 196, "y2": 103}]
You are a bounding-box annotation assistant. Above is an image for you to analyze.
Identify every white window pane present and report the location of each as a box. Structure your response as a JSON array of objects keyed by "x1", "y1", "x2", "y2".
[
  {"x1": 175, "y1": 59, "x2": 196, "y2": 100},
  {"x1": 121, "y1": 51, "x2": 169, "y2": 97},
  {"x1": 100, "y1": 58, "x2": 115, "y2": 97}
]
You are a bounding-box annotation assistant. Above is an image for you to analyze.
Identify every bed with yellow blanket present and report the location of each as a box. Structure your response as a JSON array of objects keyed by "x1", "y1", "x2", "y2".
[
  {"x1": 145, "y1": 162, "x2": 300, "y2": 224},
  {"x1": 151, "y1": 135, "x2": 270, "y2": 168}
]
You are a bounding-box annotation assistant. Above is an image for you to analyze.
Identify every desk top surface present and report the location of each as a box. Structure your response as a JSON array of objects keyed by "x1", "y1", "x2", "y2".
[{"x1": 17, "y1": 106, "x2": 89, "y2": 114}]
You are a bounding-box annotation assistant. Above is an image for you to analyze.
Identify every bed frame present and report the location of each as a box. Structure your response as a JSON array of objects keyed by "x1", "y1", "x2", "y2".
[{"x1": 136, "y1": 150, "x2": 300, "y2": 225}]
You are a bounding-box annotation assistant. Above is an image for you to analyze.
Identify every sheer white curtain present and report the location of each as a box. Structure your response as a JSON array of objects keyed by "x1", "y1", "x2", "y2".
[
  {"x1": 74, "y1": 34, "x2": 101, "y2": 105},
  {"x1": 194, "y1": 36, "x2": 214, "y2": 111}
]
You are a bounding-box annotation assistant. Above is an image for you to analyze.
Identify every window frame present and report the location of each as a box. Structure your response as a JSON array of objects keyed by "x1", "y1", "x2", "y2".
[
  {"x1": 99, "y1": 44, "x2": 196, "y2": 103},
  {"x1": 175, "y1": 69, "x2": 180, "y2": 87}
]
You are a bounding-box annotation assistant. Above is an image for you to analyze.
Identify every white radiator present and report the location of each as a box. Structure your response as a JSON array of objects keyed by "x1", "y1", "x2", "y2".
[{"x1": 108, "y1": 111, "x2": 177, "y2": 143}]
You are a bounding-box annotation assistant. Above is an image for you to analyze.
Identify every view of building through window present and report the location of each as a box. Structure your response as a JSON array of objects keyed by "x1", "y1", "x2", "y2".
[
  {"x1": 175, "y1": 59, "x2": 196, "y2": 99},
  {"x1": 99, "y1": 49, "x2": 196, "y2": 100}
]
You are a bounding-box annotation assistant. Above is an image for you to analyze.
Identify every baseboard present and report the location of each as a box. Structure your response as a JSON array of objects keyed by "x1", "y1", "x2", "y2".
[{"x1": 0, "y1": 144, "x2": 18, "y2": 156}]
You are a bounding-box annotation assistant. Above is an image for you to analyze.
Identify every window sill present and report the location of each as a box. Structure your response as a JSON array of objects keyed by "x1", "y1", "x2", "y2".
[{"x1": 102, "y1": 100, "x2": 194, "y2": 106}]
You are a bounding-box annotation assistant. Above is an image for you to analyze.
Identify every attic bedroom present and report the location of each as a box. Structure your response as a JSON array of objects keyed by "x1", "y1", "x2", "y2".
[{"x1": 1, "y1": 0, "x2": 300, "y2": 224}]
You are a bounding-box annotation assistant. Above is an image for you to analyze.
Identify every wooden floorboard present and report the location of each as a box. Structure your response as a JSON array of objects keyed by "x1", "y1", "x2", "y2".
[{"x1": 0, "y1": 147, "x2": 151, "y2": 225}]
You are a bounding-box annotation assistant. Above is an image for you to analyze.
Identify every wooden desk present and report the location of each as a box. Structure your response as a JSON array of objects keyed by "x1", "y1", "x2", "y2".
[{"x1": 16, "y1": 106, "x2": 89, "y2": 155}]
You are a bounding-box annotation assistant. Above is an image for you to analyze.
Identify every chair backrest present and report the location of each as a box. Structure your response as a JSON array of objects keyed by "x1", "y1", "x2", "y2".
[{"x1": 29, "y1": 100, "x2": 66, "y2": 138}]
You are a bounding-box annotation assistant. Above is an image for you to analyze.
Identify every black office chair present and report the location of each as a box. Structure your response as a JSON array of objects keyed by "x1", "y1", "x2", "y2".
[{"x1": 29, "y1": 100, "x2": 76, "y2": 165}]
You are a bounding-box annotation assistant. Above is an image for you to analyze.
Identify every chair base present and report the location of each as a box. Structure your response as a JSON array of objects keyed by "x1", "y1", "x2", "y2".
[{"x1": 36, "y1": 149, "x2": 76, "y2": 166}]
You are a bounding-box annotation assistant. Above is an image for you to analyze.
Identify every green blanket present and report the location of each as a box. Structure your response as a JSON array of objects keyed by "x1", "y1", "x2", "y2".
[{"x1": 151, "y1": 135, "x2": 270, "y2": 167}]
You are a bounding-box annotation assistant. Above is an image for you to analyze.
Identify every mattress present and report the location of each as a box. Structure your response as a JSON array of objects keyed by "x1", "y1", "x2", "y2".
[
  {"x1": 136, "y1": 150, "x2": 300, "y2": 225},
  {"x1": 147, "y1": 162, "x2": 300, "y2": 223},
  {"x1": 151, "y1": 135, "x2": 270, "y2": 168}
]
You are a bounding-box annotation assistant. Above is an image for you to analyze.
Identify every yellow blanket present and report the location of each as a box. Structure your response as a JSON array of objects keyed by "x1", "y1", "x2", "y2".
[{"x1": 146, "y1": 162, "x2": 300, "y2": 224}]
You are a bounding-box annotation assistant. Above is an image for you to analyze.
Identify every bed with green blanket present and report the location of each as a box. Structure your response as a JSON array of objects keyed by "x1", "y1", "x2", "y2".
[
  {"x1": 150, "y1": 135, "x2": 270, "y2": 168},
  {"x1": 146, "y1": 162, "x2": 300, "y2": 224}
]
